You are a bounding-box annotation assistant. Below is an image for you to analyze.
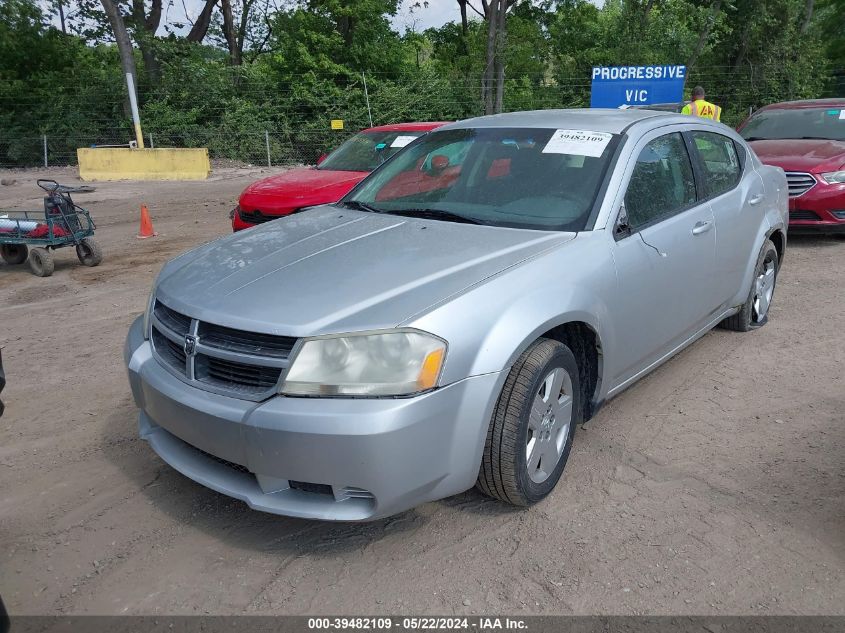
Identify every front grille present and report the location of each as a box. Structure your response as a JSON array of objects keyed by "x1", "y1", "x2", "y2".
[
  {"x1": 198, "y1": 322, "x2": 296, "y2": 359},
  {"x1": 150, "y1": 299, "x2": 297, "y2": 400},
  {"x1": 238, "y1": 209, "x2": 276, "y2": 224},
  {"x1": 791, "y1": 209, "x2": 822, "y2": 221},
  {"x1": 290, "y1": 481, "x2": 334, "y2": 496},
  {"x1": 785, "y1": 172, "x2": 816, "y2": 197},
  {"x1": 151, "y1": 328, "x2": 187, "y2": 372},
  {"x1": 197, "y1": 355, "x2": 283, "y2": 394},
  {"x1": 195, "y1": 446, "x2": 251, "y2": 475},
  {"x1": 154, "y1": 301, "x2": 191, "y2": 335}
]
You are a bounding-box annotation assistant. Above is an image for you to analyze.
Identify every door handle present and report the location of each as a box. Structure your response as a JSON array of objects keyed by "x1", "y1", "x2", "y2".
[
  {"x1": 748, "y1": 194, "x2": 764, "y2": 206},
  {"x1": 691, "y1": 220, "x2": 712, "y2": 235}
]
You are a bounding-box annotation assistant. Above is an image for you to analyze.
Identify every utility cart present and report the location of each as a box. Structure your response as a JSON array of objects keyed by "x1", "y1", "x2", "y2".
[{"x1": 0, "y1": 179, "x2": 102, "y2": 277}]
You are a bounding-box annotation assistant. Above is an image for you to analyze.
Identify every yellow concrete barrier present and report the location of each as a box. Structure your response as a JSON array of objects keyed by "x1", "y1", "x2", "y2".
[{"x1": 77, "y1": 147, "x2": 211, "y2": 181}]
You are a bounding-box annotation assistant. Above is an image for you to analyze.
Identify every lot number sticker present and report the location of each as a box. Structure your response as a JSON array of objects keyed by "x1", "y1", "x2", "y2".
[
  {"x1": 390, "y1": 135, "x2": 417, "y2": 148},
  {"x1": 542, "y1": 129, "x2": 613, "y2": 157}
]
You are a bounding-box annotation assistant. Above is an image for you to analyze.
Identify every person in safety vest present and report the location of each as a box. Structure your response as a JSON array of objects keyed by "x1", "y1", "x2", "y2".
[{"x1": 682, "y1": 86, "x2": 721, "y2": 121}]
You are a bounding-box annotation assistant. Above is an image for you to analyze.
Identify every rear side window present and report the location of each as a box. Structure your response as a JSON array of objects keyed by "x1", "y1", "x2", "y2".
[
  {"x1": 690, "y1": 131, "x2": 741, "y2": 197},
  {"x1": 625, "y1": 132, "x2": 696, "y2": 229}
]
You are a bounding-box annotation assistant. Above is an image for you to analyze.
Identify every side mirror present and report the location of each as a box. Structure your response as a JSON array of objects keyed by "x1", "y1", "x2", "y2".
[
  {"x1": 615, "y1": 202, "x2": 632, "y2": 237},
  {"x1": 316, "y1": 153, "x2": 328, "y2": 165}
]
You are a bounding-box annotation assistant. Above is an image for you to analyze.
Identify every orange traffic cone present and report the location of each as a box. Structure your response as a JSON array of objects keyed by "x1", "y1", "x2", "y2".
[{"x1": 137, "y1": 204, "x2": 157, "y2": 239}]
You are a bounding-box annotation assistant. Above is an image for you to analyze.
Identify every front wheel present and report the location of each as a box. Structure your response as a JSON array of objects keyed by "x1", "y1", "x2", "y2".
[
  {"x1": 477, "y1": 338, "x2": 581, "y2": 506},
  {"x1": 1, "y1": 244, "x2": 28, "y2": 265},
  {"x1": 28, "y1": 247, "x2": 54, "y2": 277},
  {"x1": 75, "y1": 238, "x2": 102, "y2": 267},
  {"x1": 721, "y1": 239, "x2": 778, "y2": 332}
]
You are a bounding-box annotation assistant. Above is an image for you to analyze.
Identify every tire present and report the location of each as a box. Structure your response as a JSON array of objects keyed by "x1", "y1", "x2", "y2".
[
  {"x1": 75, "y1": 238, "x2": 102, "y2": 267},
  {"x1": 28, "y1": 247, "x2": 54, "y2": 277},
  {"x1": 721, "y1": 239, "x2": 779, "y2": 332},
  {"x1": 477, "y1": 338, "x2": 581, "y2": 506},
  {"x1": 0, "y1": 244, "x2": 28, "y2": 265}
]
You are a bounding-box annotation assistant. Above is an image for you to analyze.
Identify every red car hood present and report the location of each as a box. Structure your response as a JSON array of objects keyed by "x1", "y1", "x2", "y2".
[
  {"x1": 239, "y1": 167, "x2": 368, "y2": 214},
  {"x1": 749, "y1": 139, "x2": 845, "y2": 173}
]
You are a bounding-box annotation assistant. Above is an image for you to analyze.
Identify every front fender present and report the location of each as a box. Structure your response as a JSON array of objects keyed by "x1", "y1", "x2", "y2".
[{"x1": 408, "y1": 233, "x2": 617, "y2": 398}]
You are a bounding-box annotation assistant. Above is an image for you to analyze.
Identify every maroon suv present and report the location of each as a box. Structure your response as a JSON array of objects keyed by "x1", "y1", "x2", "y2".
[{"x1": 738, "y1": 98, "x2": 845, "y2": 233}]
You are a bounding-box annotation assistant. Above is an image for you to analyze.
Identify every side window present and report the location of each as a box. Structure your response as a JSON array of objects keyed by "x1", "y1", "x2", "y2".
[
  {"x1": 690, "y1": 131, "x2": 742, "y2": 197},
  {"x1": 624, "y1": 132, "x2": 697, "y2": 229}
]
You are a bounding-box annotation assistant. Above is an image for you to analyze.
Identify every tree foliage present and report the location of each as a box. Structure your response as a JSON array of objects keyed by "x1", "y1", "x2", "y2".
[{"x1": 0, "y1": 0, "x2": 839, "y2": 166}]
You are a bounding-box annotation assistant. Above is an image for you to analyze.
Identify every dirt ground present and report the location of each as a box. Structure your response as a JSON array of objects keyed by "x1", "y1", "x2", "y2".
[{"x1": 0, "y1": 167, "x2": 842, "y2": 616}]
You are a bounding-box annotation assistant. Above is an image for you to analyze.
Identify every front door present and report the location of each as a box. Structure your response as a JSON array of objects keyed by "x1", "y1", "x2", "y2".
[{"x1": 607, "y1": 131, "x2": 719, "y2": 389}]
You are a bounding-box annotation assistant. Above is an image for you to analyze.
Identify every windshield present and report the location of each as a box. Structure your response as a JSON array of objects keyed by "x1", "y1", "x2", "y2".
[
  {"x1": 740, "y1": 107, "x2": 845, "y2": 141},
  {"x1": 343, "y1": 127, "x2": 618, "y2": 231},
  {"x1": 318, "y1": 130, "x2": 425, "y2": 172}
]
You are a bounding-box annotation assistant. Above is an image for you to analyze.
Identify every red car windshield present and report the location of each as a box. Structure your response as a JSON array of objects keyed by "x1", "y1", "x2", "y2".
[
  {"x1": 740, "y1": 107, "x2": 845, "y2": 141},
  {"x1": 317, "y1": 130, "x2": 424, "y2": 172}
]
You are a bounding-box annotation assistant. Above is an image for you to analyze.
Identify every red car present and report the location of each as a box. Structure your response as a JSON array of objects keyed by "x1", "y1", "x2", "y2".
[
  {"x1": 738, "y1": 98, "x2": 845, "y2": 234},
  {"x1": 231, "y1": 122, "x2": 448, "y2": 231}
]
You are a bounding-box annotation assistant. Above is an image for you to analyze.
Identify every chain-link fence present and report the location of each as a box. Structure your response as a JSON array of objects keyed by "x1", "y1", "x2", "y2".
[{"x1": 1, "y1": 67, "x2": 839, "y2": 169}]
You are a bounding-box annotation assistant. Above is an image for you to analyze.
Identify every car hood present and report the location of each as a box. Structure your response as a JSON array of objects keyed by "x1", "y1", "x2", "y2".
[
  {"x1": 156, "y1": 207, "x2": 574, "y2": 336},
  {"x1": 239, "y1": 168, "x2": 368, "y2": 214},
  {"x1": 749, "y1": 139, "x2": 845, "y2": 172}
]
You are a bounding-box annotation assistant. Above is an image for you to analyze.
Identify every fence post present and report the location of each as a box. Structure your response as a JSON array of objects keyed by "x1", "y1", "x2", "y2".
[
  {"x1": 149, "y1": 133, "x2": 154, "y2": 149},
  {"x1": 362, "y1": 72, "x2": 374, "y2": 128},
  {"x1": 43, "y1": 135, "x2": 48, "y2": 168},
  {"x1": 265, "y1": 130, "x2": 271, "y2": 167}
]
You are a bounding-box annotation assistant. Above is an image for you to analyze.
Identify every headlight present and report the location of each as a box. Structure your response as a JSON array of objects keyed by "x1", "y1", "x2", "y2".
[
  {"x1": 281, "y1": 330, "x2": 446, "y2": 397},
  {"x1": 820, "y1": 171, "x2": 845, "y2": 184},
  {"x1": 142, "y1": 289, "x2": 155, "y2": 340}
]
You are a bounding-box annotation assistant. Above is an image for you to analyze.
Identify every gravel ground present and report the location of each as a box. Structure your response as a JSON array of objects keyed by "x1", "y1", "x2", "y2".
[{"x1": 0, "y1": 167, "x2": 843, "y2": 616}]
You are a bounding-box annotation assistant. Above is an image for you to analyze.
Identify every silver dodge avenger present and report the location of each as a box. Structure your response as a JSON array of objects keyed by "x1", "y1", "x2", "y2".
[{"x1": 125, "y1": 109, "x2": 788, "y2": 521}]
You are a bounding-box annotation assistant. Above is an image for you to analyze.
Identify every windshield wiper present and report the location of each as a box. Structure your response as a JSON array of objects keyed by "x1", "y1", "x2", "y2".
[
  {"x1": 381, "y1": 208, "x2": 483, "y2": 225},
  {"x1": 336, "y1": 200, "x2": 385, "y2": 214}
]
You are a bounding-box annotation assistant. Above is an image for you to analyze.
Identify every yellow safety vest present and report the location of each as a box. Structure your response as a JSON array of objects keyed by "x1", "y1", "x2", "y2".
[{"x1": 682, "y1": 99, "x2": 722, "y2": 122}]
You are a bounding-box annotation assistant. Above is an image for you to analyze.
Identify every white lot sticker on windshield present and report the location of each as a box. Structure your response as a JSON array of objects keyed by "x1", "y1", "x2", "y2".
[
  {"x1": 840, "y1": 110, "x2": 845, "y2": 120},
  {"x1": 542, "y1": 129, "x2": 613, "y2": 157},
  {"x1": 390, "y1": 135, "x2": 417, "y2": 148}
]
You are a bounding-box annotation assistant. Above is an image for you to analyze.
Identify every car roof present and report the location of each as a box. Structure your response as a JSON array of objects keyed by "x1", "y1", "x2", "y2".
[
  {"x1": 756, "y1": 98, "x2": 845, "y2": 111},
  {"x1": 363, "y1": 122, "x2": 450, "y2": 133},
  {"x1": 440, "y1": 108, "x2": 681, "y2": 134}
]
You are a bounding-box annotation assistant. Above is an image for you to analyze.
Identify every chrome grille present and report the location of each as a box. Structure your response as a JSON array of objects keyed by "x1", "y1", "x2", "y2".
[
  {"x1": 784, "y1": 172, "x2": 816, "y2": 197},
  {"x1": 150, "y1": 299, "x2": 297, "y2": 400}
]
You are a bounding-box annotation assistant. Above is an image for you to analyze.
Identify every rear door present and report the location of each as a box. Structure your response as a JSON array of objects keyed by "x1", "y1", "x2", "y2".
[
  {"x1": 607, "y1": 129, "x2": 719, "y2": 388},
  {"x1": 687, "y1": 130, "x2": 762, "y2": 306}
]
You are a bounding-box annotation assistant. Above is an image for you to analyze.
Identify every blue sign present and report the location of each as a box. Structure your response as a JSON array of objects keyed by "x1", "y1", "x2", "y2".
[{"x1": 590, "y1": 65, "x2": 686, "y2": 108}]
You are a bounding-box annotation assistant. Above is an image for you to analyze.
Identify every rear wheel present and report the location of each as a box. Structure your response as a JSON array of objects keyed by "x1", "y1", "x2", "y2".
[
  {"x1": 721, "y1": 239, "x2": 778, "y2": 332},
  {"x1": 477, "y1": 338, "x2": 581, "y2": 506},
  {"x1": 75, "y1": 238, "x2": 102, "y2": 267},
  {"x1": 0, "y1": 244, "x2": 28, "y2": 265},
  {"x1": 28, "y1": 247, "x2": 54, "y2": 277}
]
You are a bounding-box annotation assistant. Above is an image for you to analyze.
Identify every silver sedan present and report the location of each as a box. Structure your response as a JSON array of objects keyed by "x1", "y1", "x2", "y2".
[{"x1": 124, "y1": 109, "x2": 788, "y2": 520}]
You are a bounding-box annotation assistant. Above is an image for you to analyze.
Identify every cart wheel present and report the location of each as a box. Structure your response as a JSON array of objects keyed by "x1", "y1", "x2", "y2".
[
  {"x1": 1, "y1": 244, "x2": 28, "y2": 265},
  {"x1": 76, "y1": 238, "x2": 102, "y2": 267},
  {"x1": 28, "y1": 247, "x2": 54, "y2": 277}
]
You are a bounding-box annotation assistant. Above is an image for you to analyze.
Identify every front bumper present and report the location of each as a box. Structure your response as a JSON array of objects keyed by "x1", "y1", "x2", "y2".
[
  {"x1": 124, "y1": 316, "x2": 502, "y2": 521},
  {"x1": 789, "y1": 183, "x2": 845, "y2": 233}
]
